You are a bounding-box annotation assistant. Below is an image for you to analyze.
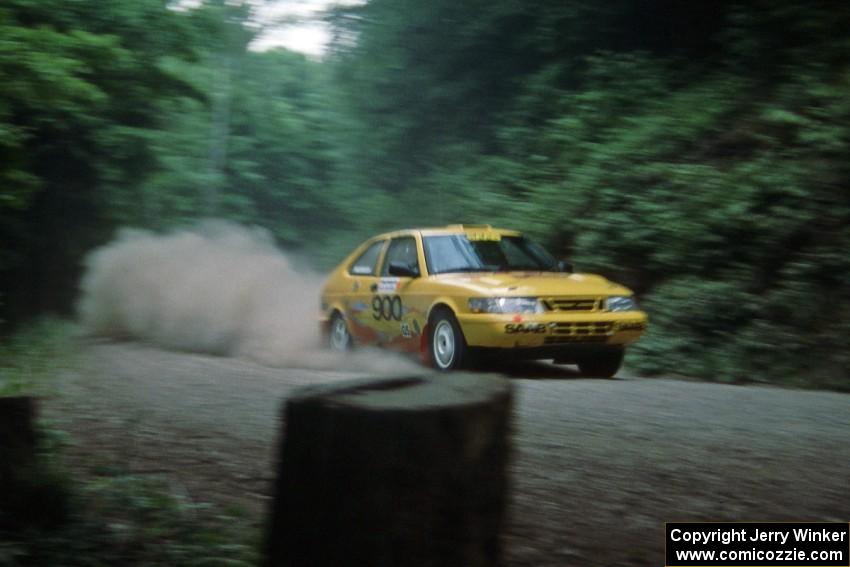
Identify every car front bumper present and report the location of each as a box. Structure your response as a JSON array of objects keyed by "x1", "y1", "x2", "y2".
[{"x1": 456, "y1": 311, "x2": 648, "y2": 349}]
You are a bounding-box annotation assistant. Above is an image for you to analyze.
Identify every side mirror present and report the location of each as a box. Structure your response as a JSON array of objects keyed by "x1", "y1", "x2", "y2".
[
  {"x1": 557, "y1": 260, "x2": 574, "y2": 273},
  {"x1": 388, "y1": 262, "x2": 420, "y2": 278}
]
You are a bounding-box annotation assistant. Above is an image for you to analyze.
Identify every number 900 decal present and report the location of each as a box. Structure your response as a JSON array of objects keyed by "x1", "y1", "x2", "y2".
[{"x1": 372, "y1": 295, "x2": 403, "y2": 321}]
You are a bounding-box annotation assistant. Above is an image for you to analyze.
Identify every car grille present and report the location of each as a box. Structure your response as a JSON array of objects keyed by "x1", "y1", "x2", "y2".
[
  {"x1": 544, "y1": 321, "x2": 614, "y2": 344},
  {"x1": 543, "y1": 297, "x2": 602, "y2": 312}
]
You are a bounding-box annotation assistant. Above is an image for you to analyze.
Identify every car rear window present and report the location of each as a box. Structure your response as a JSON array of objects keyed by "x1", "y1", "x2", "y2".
[{"x1": 348, "y1": 240, "x2": 385, "y2": 275}]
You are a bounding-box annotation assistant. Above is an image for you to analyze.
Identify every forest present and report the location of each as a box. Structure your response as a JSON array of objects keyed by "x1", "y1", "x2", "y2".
[{"x1": 1, "y1": 0, "x2": 848, "y2": 388}]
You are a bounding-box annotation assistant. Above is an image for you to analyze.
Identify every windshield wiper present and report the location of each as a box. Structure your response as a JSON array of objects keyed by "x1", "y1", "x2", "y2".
[
  {"x1": 499, "y1": 265, "x2": 549, "y2": 272},
  {"x1": 436, "y1": 266, "x2": 494, "y2": 274}
]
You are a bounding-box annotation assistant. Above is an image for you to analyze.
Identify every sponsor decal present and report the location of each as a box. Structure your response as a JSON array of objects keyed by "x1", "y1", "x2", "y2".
[
  {"x1": 350, "y1": 301, "x2": 368, "y2": 313},
  {"x1": 505, "y1": 323, "x2": 547, "y2": 334},
  {"x1": 400, "y1": 322, "x2": 412, "y2": 338},
  {"x1": 377, "y1": 278, "x2": 400, "y2": 293},
  {"x1": 372, "y1": 295, "x2": 403, "y2": 321},
  {"x1": 467, "y1": 232, "x2": 501, "y2": 241}
]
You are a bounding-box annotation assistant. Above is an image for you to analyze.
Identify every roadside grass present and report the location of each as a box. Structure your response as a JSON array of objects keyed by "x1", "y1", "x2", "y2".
[
  {"x1": 0, "y1": 473, "x2": 260, "y2": 566},
  {"x1": 0, "y1": 319, "x2": 261, "y2": 566},
  {"x1": 0, "y1": 318, "x2": 78, "y2": 397}
]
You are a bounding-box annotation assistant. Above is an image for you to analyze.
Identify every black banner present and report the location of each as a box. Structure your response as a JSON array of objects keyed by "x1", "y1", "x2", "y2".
[{"x1": 665, "y1": 522, "x2": 849, "y2": 566}]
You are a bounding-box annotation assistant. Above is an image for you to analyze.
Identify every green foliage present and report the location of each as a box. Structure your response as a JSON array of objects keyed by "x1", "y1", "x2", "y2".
[
  {"x1": 0, "y1": 450, "x2": 258, "y2": 567},
  {"x1": 0, "y1": 319, "x2": 258, "y2": 566},
  {"x1": 0, "y1": 473, "x2": 259, "y2": 566},
  {"x1": 0, "y1": 318, "x2": 77, "y2": 396},
  {"x1": 0, "y1": 0, "x2": 206, "y2": 328}
]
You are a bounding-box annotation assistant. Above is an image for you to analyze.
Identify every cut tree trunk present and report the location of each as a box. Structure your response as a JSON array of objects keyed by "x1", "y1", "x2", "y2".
[
  {"x1": 265, "y1": 374, "x2": 512, "y2": 567},
  {"x1": 0, "y1": 396, "x2": 39, "y2": 528},
  {"x1": 0, "y1": 396, "x2": 68, "y2": 529}
]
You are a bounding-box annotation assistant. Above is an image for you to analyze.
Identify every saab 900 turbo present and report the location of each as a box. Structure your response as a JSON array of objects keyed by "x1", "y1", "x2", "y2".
[{"x1": 319, "y1": 225, "x2": 647, "y2": 376}]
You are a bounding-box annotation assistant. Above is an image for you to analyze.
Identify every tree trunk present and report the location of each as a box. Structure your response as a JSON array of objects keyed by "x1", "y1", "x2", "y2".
[
  {"x1": 265, "y1": 374, "x2": 512, "y2": 567},
  {"x1": 0, "y1": 396, "x2": 67, "y2": 529},
  {"x1": 0, "y1": 396, "x2": 38, "y2": 528}
]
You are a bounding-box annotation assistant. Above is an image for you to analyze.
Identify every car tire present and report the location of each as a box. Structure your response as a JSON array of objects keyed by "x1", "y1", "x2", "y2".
[
  {"x1": 328, "y1": 312, "x2": 352, "y2": 352},
  {"x1": 429, "y1": 309, "x2": 469, "y2": 371},
  {"x1": 577, "y1": 349, "x2": 624, "y2": 378}
]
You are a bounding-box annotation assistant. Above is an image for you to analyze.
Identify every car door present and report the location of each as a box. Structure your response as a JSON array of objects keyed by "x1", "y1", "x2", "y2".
[
  {"x1": 374, "y1": 236, "x2": 421, "y2": 348},
  {"x1": 344, "y1": 238, "x2": 387, "y2": 345}
]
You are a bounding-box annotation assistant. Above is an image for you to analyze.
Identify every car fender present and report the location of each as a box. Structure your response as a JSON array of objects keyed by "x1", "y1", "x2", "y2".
[
  {"x1": 425, "y1": 296, "x2": 465, "y2": 323},
  {"x1": 417, "y1": 298, "x2": 454, "y2": 365}
]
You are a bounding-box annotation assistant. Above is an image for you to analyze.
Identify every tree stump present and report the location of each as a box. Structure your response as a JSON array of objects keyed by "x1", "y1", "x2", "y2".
[
  {"x1": 0, "y1": 396, "x2": 39, "y2": 528},
  {"x1": 0, "y1": 396, "x2": 68, "y2": 529},
  {"x1": 265, "y1": 373, "x2": 512, "y2": 567}
]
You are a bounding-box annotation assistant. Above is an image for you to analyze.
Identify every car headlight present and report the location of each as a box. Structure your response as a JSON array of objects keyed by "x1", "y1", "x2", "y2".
[
  {"x1": 606, "y1": 295, "x2": 638, "y2": 312},
  {"x1": 468, "y1": 297, "x2": 543, "y2": 314}
]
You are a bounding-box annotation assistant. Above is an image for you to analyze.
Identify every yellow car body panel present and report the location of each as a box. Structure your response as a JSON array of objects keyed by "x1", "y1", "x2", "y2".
[{"x1": 320, "y1": 226, "x2": 648, "y2": 365}]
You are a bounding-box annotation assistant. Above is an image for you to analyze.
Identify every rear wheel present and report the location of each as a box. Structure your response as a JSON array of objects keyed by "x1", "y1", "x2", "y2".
[
  {"x1": 429, "y1": 309, "x2": 469, "y2": 371},
  {"x1": 577, "y1": 349, "x2": 624, "y2": 378},
  {"x1": 329, "y1": 312, "x2": 352, "y2": 351}
]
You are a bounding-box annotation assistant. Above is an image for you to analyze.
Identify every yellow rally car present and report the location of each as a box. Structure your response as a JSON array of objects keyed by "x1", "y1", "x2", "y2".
[{"x1": 320, "y1": 225, "x2": 647, "y2": 376}]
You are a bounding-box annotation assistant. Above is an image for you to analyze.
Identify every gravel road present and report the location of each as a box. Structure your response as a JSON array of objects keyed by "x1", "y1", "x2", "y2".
[{"x1": 46, "y1": 341, "x2": 850, "y2": 566}]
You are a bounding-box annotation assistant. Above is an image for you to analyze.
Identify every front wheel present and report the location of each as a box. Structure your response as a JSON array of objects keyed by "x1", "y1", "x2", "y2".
[
  {"x1": 577, "y1": 349, "x2": 624, "y2": 378},
  {"x1": 328, "y1": 312, "x2": 352, "y2": 351},
  {"x1": 429, "y1": 309, "x2": 469, "y2": 371}
]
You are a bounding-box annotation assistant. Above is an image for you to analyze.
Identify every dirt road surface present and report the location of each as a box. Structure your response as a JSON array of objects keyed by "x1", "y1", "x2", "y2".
[{"x1": 46, "y1": 341, "x2": 850, "y2": 566}]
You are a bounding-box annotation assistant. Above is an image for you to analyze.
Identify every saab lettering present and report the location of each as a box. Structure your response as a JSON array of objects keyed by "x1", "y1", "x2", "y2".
[
  {"x1": 372, "y1": 295, "x2": 403, "y2": 321},
  {"x1": 505, "y1": 323, "x2": 546, "y2": 334}
]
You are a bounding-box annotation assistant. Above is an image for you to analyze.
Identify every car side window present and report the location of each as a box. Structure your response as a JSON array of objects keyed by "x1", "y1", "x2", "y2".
[
  {"x1": 348, "y1": 240, "x2": 385, "y2": 276},
  {"x1": 381, "y1": 237, "x2": 420, "y2": 276}
]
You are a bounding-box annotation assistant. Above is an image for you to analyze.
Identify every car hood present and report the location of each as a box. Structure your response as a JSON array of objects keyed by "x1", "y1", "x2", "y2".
[{"x1": 430, "y1": 272, "x2": 632, "y2": 296}]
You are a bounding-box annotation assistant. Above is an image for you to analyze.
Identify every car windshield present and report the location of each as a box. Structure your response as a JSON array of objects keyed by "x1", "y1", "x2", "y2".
[{"x1": 423, "y1": 234, "x2": 557, "y2": 275}]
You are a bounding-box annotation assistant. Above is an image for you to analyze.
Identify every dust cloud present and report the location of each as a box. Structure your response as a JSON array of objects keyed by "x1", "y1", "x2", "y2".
[{"x1": 78, "y1": 222, "x2": 419, "y2": 373}]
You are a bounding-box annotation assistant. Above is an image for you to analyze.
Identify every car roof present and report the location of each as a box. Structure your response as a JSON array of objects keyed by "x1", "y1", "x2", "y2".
[{"x1": 373, "y1": 225, "x2": 522, "y2": 240}]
